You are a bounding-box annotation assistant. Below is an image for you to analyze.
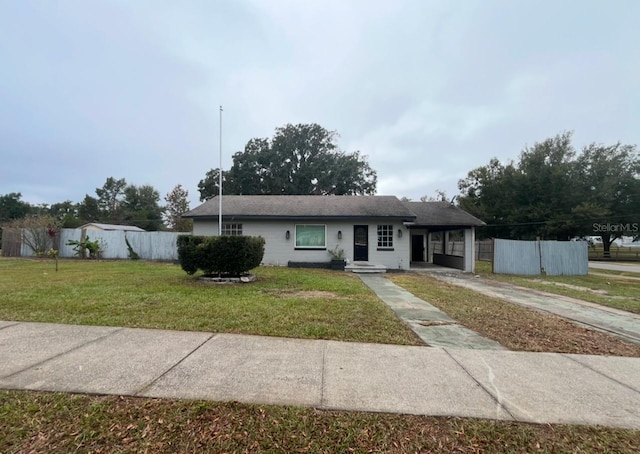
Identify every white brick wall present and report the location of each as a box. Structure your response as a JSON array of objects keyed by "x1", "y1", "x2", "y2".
[{"x1": 193, "y1": 218, "x2": 411, "y2": 269}]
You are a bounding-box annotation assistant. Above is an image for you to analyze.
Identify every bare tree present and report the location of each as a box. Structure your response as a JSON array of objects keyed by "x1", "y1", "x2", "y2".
[
  {"x1": 5, "y1": 214, "x2": 60, "y2": 256},
  {"x1": 420, "y1": 190, "x2": 449, "y2": 202},
  {"x1": 164, "y1": 184, "x2": 192, "y2": 232}
]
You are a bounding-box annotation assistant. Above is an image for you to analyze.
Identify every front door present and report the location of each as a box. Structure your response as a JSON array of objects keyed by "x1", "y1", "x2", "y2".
[
  {"x1": 411, "y1": 234, "x2": 425, "y2": 262},
  {"x1": 353, "y1": 225, "x2": 368, "y2": 261}
]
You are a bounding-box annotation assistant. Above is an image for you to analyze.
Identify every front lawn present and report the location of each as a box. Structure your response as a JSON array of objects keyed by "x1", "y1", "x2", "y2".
[{"x1": 0, "y1": 258, "x2": 420, "y2": 346}]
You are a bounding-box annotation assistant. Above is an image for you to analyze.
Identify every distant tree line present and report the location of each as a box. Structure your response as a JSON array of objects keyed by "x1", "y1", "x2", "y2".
[
  {"x1": 457, "y1": 131, "x2": 640, "y2": 255},
  {"x1": 0, "y1": 179, "x2": 192, "y2": 241}
]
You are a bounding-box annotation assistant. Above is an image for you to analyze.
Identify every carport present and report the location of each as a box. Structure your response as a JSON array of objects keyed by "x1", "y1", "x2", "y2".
[{"x1": 402, "y1": 201, "x2": 485, "y2": 273}]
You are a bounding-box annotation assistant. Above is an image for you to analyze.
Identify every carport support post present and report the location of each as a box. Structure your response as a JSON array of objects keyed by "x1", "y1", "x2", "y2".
[{"x1": 464, "y1": 227, "x2": 475, "y2": 273}]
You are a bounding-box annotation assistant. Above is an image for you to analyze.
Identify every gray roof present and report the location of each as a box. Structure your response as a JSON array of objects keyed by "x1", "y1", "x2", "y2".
[
  {"x1": 183, "y1": 195, "x2": 416, "y2": 220},
  {"x1": 79, "y1": 223, "x2": 146, "y2": 232},
  {"x1": 184, "y1": 196, "x2": 485, "y2": 227},
  {"x1": 402, "y1": 201, "x2": 485, "y2": 227}
]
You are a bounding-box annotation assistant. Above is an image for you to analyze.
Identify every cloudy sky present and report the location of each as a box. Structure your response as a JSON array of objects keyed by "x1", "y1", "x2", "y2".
[{"x1": 2, "y1": 0, "x2": 639, "y2": 208}]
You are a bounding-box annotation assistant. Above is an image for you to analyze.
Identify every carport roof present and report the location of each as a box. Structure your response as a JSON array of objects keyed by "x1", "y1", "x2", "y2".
[{"x1": 402, "y1": 201, "x2": 485, "y2": 227}]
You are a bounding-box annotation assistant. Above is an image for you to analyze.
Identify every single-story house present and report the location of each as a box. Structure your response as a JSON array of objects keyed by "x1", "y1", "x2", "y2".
[
  {"x1": 79, "y1": 223, "x2": 146, "y2": 232},
  {"x1": 183, "y1": 195, "x2": 484, "y2": 272}
]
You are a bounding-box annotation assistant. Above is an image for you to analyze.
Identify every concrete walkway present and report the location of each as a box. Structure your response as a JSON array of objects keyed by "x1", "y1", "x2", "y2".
[
  {"x1": 1, "y1": 321, "x2": 640, "y2": 429},
  {"x1": 429, "y1": 274, "x2": 640, "y2": 346},
  {"x1": 359, "y1": 274, "x2": 504, "y2": 350}
]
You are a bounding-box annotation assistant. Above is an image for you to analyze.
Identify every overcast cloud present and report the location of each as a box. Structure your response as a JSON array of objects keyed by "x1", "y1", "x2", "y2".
[{"x1": 1, "y1": 0, "x2": 639, "y2": 207}]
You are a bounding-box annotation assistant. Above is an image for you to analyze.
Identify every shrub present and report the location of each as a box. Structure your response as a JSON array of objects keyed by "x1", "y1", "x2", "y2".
[
  {"x1": 177, "y1": 235, "x2": 207, "y2": 275},
  {"x1": 66, "y1": 235, "x2": 103, "y2": 259},
  {"x1": 177, "y1": 235, "x2": 265, "y2": 276}
]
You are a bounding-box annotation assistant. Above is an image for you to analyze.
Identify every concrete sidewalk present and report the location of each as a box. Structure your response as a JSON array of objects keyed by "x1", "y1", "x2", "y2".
[{"x1": 2, "y1": 320, "x2": 640, "y2": 429}]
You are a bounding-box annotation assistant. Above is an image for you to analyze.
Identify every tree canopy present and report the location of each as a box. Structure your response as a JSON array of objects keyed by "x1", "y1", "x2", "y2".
[
  {"x1": 121, "y1": 184, "x2": 164, "y2": 231},
  {"x1": 0, "y1": 192, "x2": 31, "y2": 223},
  {"x1": 457, "y1": 132, "x2": 640, "y2": 254},
  {"x1": 198, "y1": 123, "x2": 377, "y2": 201}
]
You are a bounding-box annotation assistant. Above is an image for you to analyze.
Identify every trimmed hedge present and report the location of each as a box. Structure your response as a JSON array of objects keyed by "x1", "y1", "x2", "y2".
[{"x1": 177, "y1": 235, "x2": 265, "y2": 276}]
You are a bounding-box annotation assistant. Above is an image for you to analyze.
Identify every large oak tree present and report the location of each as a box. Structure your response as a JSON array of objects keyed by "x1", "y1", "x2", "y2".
[{"x1": 198, "y1": 123, "x2": 377, "y2": 200}]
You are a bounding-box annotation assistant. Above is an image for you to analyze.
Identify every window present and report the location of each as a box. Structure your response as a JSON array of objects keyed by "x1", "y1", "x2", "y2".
[
  {"x1": 222, "y1": 223, "x2": 242, "y2": 236},
  {"x1": 295, "y1": 224, "x2": 326, "y2": 249},
  {"x1": 377, "y1": 224, "x2": 393, "y2": 249}
]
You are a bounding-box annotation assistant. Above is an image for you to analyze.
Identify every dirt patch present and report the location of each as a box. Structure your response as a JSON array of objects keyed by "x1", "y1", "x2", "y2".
[
  {"x1": 417, "y1": 320, "x2": 456, "y2": 327},
  {"x1": 533, "y1": 279, "x2": 609, "y2": 295},
  {"x1": 262, "y1": 289, "x2": 339, "y2": 299},
  {"x1": 199, "y1": 274, "x2": 257, "y2": 284}
]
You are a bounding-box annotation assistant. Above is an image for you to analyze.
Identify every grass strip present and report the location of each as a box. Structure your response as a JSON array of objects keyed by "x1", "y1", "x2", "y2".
[{"x1": 1, "y1": 390, "x2": 638, "y2": 453}]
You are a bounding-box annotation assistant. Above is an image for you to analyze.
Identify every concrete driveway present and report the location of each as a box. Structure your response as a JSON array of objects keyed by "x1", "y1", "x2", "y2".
[
  {"x1": 429, "y1": 273, "x2": 640, "y2": 346},
  {"x1": 589, "y1": 261, "x2": 640, "y2": 273}
]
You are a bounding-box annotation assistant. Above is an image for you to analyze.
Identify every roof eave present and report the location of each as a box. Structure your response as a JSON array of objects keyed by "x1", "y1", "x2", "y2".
[{"x1": 185, "y1": 214, "x2": 416, "y2": 221}]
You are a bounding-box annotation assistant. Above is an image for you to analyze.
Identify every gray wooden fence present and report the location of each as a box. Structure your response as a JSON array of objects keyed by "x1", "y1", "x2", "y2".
[
  {"x1": 492, "y1": 239, "x2": 588, "y2": 275},
  {"x1": 5, "y1": 228, "x2": 190, "y2": 261},
  {"x1": 475, "y1": 239, "x2": 493, "y2": 261}
]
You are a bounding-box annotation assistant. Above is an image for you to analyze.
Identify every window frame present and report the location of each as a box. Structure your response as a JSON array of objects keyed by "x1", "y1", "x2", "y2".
[
  {"x1": 221, "y1": 223, "x2": 243, "y2": 236},
  {"x1": 377, "y1": 224, "x2": 394, "y2": 250},
  {"x1": 295, "y1": 224, "x2": 327, "y2": 250}
]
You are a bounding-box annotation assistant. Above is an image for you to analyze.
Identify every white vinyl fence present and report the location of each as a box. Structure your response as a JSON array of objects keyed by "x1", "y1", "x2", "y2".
[
  {"x1": 493, "y1": 239, "x2": 588, "y2": 276},
  {"x1": 16, "y1": 228, "x2": 190, "y2": 261}
]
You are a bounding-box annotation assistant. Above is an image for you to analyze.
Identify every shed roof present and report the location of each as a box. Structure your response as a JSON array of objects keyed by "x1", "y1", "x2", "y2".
[
  {"x1": 402, "y1": 201, "x2": 485, "y2": 227},
  {"x1": 79, "y1": 223, "x2": 146, "y2": 232},
  {"x1": 183, "y1": 195, "x2": 416, "y2": 220}
]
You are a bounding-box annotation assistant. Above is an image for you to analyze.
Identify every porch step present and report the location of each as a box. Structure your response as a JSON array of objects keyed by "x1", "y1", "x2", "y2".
[{"x1": 345, "y1": 262, "x2": 387, "y2": 274}]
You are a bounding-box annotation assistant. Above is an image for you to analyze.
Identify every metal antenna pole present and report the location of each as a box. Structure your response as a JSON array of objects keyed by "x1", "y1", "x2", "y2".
[{"x1": 218, "y1": 105, "x2": 223, "y2": 236}]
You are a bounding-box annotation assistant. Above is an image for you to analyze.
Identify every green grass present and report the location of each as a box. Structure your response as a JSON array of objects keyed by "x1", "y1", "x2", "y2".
[
  {"x1": 0, "y1": 258, "x2": 420, "y2": 345},
  {"x1": 475, "y1": 261, "x2": 640, "y2": 314},
  {"x1": 588, "y1": 244, "x2": 640, "y2": 260},
  {"x1": 2, "y1": 391, "x2": 638, "y2": 453}
]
